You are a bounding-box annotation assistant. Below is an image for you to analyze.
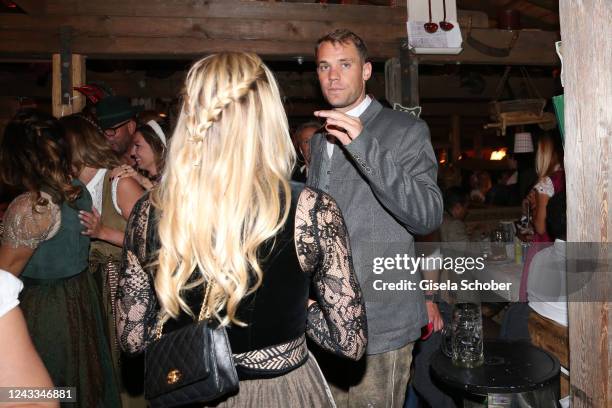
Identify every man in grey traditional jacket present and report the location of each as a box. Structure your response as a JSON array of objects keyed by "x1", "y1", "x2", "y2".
[{"x1": 307, "y1": 29, "x2": 443, "y2": 407}]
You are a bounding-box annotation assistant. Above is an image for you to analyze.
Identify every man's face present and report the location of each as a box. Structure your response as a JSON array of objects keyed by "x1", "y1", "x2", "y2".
[
  {"x1": 295, "y1": 126, "x2": 317, "y2": 165},
  {"x1": 104, "y1": 120, "x2": 135, "y2": 156},
  {"x1": 316, "y1": 41, "x2": 372, "y2": 112}
]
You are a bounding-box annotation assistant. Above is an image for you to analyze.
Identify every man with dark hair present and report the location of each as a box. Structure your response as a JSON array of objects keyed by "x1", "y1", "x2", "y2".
[
  {"x1": 307, "y1": 28, "x2": 443, "y2": 407},
  {"x1": 96, "y1": 96, "x2": 142, "y2": 165},
  {"x1": 441, "y1": 186, "x2": 470, "y2": 243}
]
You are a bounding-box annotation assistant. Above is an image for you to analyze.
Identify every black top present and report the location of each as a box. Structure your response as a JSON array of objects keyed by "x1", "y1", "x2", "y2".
[
  {"x1": 116, "y1": 187, "x2": 367, "y2": 376},
  {"x1": 430, "y1": 340, "x2": 560, "y2": 394}
]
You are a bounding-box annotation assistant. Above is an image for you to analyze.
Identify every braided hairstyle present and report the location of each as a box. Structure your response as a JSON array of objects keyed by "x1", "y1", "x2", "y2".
[
  {"x1": 152, "y1": 52, "x2": 295, "y2": 325},
  {"x1": 1, "y1": 109, "x2": 81, "y2": 207}
]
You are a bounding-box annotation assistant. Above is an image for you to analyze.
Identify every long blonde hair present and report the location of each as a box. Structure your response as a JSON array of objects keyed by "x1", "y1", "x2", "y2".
[
  {"x1": 535, "y1": 133, "x2": 562, "y2": 179},
  {"x1": 151, "y1": 52, "x2": 295, "y2": 325}
]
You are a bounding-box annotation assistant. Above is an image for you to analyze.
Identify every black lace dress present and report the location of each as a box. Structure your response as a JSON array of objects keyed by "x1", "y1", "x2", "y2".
[{"x1": 116, "y1": 186, "x2": 367, "y2": 407}]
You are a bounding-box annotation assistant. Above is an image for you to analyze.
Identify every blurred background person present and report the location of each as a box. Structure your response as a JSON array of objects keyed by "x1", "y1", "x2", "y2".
[
  {"x1": 519, "y1": 132, "x2": 565, "y2": 301},
  {"x1": 111, "y1": 119, "x2": 168, "y2": 191},
  {"x1": 291, "y1": 121, "x2": 319, "y2": 182},
  {"x1": 0, "y1": 269, "x2": 58, "y2": 408},
  {"x1": 60, "y1": 113, "x2": 144, "y2": 387},
  {"x1": 96, "y1": 96, "x2": 142, "y2": 166},
  {"x1": 0, "y1": 110, "x2": 121, "y2": 407}
]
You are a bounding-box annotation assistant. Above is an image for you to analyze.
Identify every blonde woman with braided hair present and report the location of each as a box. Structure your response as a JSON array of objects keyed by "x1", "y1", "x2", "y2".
[{"x1": 117, "y1": 52, "x2": 366, "y2": 407}]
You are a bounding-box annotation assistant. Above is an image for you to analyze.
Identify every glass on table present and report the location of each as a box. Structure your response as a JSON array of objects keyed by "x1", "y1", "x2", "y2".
[{"x1": 451, "y1": 302, "x2": 484, "y2": 368}]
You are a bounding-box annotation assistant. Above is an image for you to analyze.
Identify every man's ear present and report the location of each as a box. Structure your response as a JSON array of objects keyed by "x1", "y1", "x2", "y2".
[
  {"x1": 362, "y1": 61, "x2": 372, "y2": 81},
  {"x1": 127, "y1": 119, "x2": 137, "y2": 135}
]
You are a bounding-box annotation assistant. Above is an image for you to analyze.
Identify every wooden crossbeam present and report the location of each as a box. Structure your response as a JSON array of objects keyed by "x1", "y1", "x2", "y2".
[
  {"x1": 42, "y1": 0, "x2": 407, "y2": 22},
  {"x1": 0, "y1": 15, "x2": 404, "y2": 43}
]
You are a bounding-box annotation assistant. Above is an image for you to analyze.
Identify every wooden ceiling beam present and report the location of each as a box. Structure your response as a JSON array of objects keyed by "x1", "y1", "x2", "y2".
[
  {"x1": 43, "y1": 0, "x2": 407, "y2": 23},
  {"x1": 0, "y1": 27, "x2": 560, "y2": 64},
  {"x1": 0, "y1": 30, "x2": 399, "y2": 60},
  {"x1": 0, "y1": 15, "x2": 404, "y2": 45}
]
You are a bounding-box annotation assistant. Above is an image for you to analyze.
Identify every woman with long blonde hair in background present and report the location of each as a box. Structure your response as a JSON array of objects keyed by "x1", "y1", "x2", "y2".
[
  {"x1": 518, "y1": 132, "x2": 565, "y2": 302},
  {"x1": 116, "y1": 52, "x2": 366, "y2": 407}
]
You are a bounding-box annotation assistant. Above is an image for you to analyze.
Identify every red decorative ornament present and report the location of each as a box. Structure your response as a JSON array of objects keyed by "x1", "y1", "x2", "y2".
[{"x1": 73, "y1": 84, "x2": 109, "y2": 104}]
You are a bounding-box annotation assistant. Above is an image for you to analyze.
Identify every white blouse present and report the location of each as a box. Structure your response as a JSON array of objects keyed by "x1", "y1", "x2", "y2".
[
  {"x1": 86, "y1": 169, "x2": 107, "y2": 215},
  {"x1": 0, "y1": 269, "x2": 24, "y2": 318},
  {"x1": 85, "y1": 168, "x2": 122, "y2": 216}
]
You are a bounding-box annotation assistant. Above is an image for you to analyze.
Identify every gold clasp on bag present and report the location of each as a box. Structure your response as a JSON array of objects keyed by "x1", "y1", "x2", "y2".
[{"x1": 166, "y1": 369, "x2": 182, "y2": 385}]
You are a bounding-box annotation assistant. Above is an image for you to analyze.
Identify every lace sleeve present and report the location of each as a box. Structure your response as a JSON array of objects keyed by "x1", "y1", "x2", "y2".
[
  {"x1": 116, "y1": 195, "x2": 158, "y2": 355},
  {"x1": 296, "y1": 187, "x2": 367, "y2": 360},
  {"x1": 0, "y1": 193, "x2": 60, "y2": 249}
]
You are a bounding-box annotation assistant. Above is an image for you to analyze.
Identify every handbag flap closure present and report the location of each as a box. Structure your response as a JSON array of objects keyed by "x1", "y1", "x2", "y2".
[{"x1": 145, "y1": 321, "x2": 212, "y2": 399}]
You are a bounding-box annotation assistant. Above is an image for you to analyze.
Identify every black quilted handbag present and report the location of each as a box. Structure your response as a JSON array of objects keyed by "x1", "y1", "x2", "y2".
[{"x1": 144, "y1": 283, "x2": 239, "y2": 407}]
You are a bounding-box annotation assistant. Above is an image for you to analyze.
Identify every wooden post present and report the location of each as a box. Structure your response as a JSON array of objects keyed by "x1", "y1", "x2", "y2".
[
  {"x1": 451, "y1": 114, "x2": 461, "y2": 162},
  {"x1": 560, "y1": 1, "x2": 612, "y2": 407},
  {"x1": 52, "y1": 53, "x2": 85, "y2": 118}
]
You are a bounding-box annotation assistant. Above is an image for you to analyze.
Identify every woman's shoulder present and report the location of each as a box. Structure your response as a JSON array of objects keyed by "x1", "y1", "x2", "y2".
[
  {"x1": 5, "y1": 192, "x2": 60, "y2": 218},
  {"x1": 2, "y1": 192, "x2": 61, "y2": 248},
  {"x1": 534, "y1": 177, "x2": 554, "y2": 197}
]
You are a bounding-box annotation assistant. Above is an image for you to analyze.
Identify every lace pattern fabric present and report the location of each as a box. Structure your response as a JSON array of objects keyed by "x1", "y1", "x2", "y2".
[
  {"x1": 116, "y1": 187, "x2": 367, "y2": 366},
  {"x1": 296, "y1": 188, "x2": 367, "y2": 360},
  {"x1": 115, "y1": 197, "x2": 158, "y2": 354},
  {"x1": 1, "y1": 192, "x2": 61, "y2": 249}
]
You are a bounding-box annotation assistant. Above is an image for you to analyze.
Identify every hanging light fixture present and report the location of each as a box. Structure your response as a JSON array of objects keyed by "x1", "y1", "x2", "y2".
[{"x1": 514, "y1": 132, "x2": 534, "y2": 153}]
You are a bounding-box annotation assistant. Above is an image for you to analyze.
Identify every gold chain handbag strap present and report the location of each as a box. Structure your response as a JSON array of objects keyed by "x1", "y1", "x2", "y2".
[{"x1": 154, "y1": 281, "x2": 214, "y2": 341}]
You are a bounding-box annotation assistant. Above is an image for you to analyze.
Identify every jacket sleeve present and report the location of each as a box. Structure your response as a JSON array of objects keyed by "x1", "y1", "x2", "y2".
[{"x1": 344, "y1": 118, "x2": 443, "y2": 235}]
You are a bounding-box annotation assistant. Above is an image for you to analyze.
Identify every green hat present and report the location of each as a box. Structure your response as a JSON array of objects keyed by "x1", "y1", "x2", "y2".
[{"x1": 96, "y1": 96, "x2": 143, "y2": 129}]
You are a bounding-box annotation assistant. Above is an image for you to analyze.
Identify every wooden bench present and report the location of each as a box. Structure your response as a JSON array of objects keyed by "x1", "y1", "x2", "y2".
[{"x1": 528, "y1": 311, "x2": 569, "y2": 397}]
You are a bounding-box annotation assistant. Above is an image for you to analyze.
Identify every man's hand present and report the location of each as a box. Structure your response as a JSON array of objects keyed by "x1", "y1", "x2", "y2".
[
  {"x1": 314, "y1": 110, "x2": 363, "y2": 145},
  {"x1": 426, "y1": 301, "x2": 444, "y2": 332}
]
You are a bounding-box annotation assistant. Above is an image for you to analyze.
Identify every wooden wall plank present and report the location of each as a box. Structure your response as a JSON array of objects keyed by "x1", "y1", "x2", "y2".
[
  {"x1": 560, "y1": 0, "x2": 612, "y2": 406},
  {"x1": 0, "y1": 15, "x2": 404, "y2": 43},
  {"x1": 0, "y1": 34, "x2": 400, "y2": 60}
]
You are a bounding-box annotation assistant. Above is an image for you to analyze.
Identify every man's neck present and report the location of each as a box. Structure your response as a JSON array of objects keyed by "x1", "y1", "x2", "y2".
[{"x1": 336, "y1": 94, "x2": 367, "y2": 113}]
